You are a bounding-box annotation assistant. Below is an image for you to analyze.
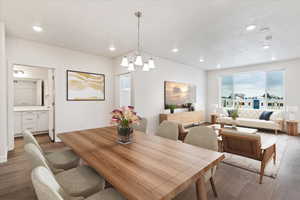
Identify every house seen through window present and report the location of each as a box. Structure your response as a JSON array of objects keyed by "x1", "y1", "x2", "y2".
[{"x1": 220, "y1": 70, "x2": 284, "y2": 110}]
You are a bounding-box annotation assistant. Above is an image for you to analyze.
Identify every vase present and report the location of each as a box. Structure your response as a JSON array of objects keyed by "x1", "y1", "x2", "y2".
[
  {"x1": 117, "y1": 126, "x2": 133, "y2": 144},
  {"x1": 231, "y1": 119, "x2": 237, "y2": 129}
]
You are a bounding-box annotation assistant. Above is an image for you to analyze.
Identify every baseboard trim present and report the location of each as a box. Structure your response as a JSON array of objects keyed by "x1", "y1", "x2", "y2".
[{"x1": 0, "y1": 155, "x2": 7, "y2": 163}]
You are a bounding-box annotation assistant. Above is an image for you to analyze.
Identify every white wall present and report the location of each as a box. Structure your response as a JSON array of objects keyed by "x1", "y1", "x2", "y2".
[
  {"x1": 114, "y1": 54, "x2": 207, "y2": 134},
  {"x1": 206, "y1": 59, "x2": 300, "y2": 129},
  {"x1": 6, "y1": 37, "x2": 114, "y2": 145},
  {"x1": 0, "y1": 22, "x2": 8, "y2": 162}
]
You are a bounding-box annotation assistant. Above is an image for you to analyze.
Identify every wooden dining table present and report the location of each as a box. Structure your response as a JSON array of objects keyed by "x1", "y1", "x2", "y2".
[{"x1": 58, "y1": 126, "x2": 225, "y2": 200}]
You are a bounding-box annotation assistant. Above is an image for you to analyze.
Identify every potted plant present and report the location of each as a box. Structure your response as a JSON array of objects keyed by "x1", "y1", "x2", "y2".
[
  {"x1": 167, "y1": 104, "x2": 176, "y2": 114},
  {"x1": 111, "y1": 106, "x2": 139, "y2": 144},
  {"x1": 231, "y1": 109, "x2": 239, "y2": 120},
  {"x1": 230, "y1": 108, "x2": 239, "y2": 128}
]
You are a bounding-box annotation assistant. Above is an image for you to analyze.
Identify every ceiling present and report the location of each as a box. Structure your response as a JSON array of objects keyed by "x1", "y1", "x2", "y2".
[{"x1": 1, "y1": 0, "x2": 300, "y2": 70}]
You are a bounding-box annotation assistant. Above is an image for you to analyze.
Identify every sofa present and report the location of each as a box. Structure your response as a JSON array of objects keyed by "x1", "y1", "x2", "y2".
[{"x1": 217, "y1": 109, "x2": 285, "y2": 134}]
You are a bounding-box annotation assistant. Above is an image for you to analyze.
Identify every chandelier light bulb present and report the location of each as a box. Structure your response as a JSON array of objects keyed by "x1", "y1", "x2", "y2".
[
  {"x1": 134, "y1": 55, "x2": 143, "y2": 66},
  {"x1": 148, "y1": 58, "x2": 155, "y2": 69},
  {"x1": 143, "y1": 62, "x2": 150, "y2": 71},
  {"x1": 128, "y1": 61, "x2": 135, "y2": 71},
  {"x1": 121, "y1": 56, "x2": 129, "y2": 67}
]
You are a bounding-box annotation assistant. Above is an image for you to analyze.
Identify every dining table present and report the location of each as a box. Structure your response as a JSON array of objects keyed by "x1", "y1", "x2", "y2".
[{"x1": 58, "y1": 126, "x2": 225, "y2": 200}]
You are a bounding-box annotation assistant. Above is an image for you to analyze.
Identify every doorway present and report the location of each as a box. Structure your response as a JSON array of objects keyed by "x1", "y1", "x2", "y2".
[{"x1": 9, "y1": 64, "x2": 56, "y2": 148}]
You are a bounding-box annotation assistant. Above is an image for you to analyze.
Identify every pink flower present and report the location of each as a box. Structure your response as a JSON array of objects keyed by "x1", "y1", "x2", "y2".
[
  {"x1": 128, "y1": 106, "x2": 134, "y2": 110},
  {"x1": 112, "y1": 109, "x2": 122, "y2": 114}
]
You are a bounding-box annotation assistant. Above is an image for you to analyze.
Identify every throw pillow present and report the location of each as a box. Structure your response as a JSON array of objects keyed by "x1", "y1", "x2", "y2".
[{"x1": 259, "y1": 111, "x2": 273, "y2": 121}]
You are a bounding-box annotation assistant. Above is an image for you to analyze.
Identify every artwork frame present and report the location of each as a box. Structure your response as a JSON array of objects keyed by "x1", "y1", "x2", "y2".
[
  {"x1": 66, "y1": 70, "x2": 105, "y2": 101},
  {"x1": 164, "y1": 81, "x2": 196, "y2": 109}
]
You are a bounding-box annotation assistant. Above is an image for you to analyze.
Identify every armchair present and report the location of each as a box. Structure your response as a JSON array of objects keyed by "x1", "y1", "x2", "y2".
[{"x1": 220, "y1": 130, "x2": 276, "y2": 184}]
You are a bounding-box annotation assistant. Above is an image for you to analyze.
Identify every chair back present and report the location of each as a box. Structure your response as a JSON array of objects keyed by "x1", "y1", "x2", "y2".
[
  {"x1": 31, "y1": 166, "x2": 70, "y2": 200},
  {"x1": 24, "y1": 143, "x2": 53, "y2": 172},
  {"x1": 132, "y1": 117, "x2": 148, "y2": 133},
  {"x1": 184, "y1": 126, "x2": 218, "y2": 151},
  {"x1": 23, "y1": 130, "x2": 43, "y2": 153},
  {"x1": 156, "y1": 120, "x2": 179, "y2": 141},
  {"x1": 221, "y1": 130, "x2": 262, "y2": 160}
]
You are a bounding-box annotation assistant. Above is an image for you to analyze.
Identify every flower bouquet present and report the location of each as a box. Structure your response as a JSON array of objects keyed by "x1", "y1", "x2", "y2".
[{"x1": 111, "y1": 106, "x2": 139, "y2": 144}]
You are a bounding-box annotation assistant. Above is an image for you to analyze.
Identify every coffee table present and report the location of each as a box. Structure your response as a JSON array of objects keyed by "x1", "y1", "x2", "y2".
[{"x1": 207, "y1": 124, "x2": 258, "y2": 136}]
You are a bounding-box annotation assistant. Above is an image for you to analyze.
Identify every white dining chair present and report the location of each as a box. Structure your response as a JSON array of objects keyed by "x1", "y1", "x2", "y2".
[
  {"x1": 31, "y1": 166, "x2": 124, "y2": 200},
  {"x1": 23, "y1": 130, "x2": 79, "y2": 170},
  {"x1": 25, "y1": 143, "x2": 105, "y2": 198},
  {"x1": 132, "y1": 117, "x2": 148, "y2": 133},
  {"x1": 156, "y1": 120, "x2": 179, "y2": 141},
  {"x1": 184, "y1": 126, "x2": 219, "y2": 197}
]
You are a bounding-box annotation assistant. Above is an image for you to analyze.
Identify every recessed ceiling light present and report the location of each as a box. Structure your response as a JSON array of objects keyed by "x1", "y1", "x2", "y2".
[
  {"x1": 32, "y1": 25, "x2": 43, "y2": 32},
  {"x1": 271, "y1": 56, "x2": 276, "y2": 61},
  {"x1": 246, "y1": 24, "x2": 256, "y2": 31},
  {"x1": 217, "y1": 64, "x2": 221, "y2": 69},
  {"x1": 171, "y1": 48, "x2": 179, "y2": 53},
  {"x1": 263, "y1": 45, "x2": 270, "y2": 50},
  {"x1": 199, "y1": 58, "x2": 205, "y2": 62},
  {"x1": 109, "y1": 46, "x2": 116, "y2": 51}
]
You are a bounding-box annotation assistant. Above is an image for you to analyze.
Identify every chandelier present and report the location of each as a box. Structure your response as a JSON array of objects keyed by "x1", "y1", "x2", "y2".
[{"x1": 120, "y1": 11, "x2": 156, "y2": 71}]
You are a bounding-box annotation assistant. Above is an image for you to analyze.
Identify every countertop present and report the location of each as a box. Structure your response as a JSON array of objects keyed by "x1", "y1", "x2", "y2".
[{"x1": 14, "y1": 106, "x2": 50, "y2": 112}]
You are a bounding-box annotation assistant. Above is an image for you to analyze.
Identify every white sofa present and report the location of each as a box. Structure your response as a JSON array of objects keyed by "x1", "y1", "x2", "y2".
[{"x1": 217, "y1": 109, "x2": 285, "y2": 134}]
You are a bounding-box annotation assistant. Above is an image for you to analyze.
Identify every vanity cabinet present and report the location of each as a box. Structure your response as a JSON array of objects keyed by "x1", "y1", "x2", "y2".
[
  {"x1": 37, "y1": 111, "x2": 49, "y2": 132},
  {"x1": 14, "y1": 112, "x2": 22, "y2": 134},
  {"x1": 14, "y1": 110, "x2": 49, "y2": 137}
]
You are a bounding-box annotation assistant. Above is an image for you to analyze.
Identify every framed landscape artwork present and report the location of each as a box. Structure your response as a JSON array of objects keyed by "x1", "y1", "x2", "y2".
[
  {"x1": 164, "y1": 81, "x2": 196, "y2": 108},
  {"x1": 66, "y1": 70, "x2": 105, "y2": 101}
]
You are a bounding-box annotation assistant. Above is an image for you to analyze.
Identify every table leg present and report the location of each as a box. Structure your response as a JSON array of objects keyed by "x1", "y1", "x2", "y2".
[{"x1": 196, "y1": 175, "x2": 208, "y2": 200}]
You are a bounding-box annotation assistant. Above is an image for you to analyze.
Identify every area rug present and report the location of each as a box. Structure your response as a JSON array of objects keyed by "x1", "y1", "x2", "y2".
[{"x1": 222, "y1": 132, "x2": 289, "y2": 178}]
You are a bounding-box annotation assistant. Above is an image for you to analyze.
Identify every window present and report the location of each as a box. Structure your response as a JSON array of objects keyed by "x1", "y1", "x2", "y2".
[
  {"x1": 119, "y1": 73, "x2": 131, "y2": 107},
  {"x1": 220, "y1": 70, "x2": 284, "y2": 110}
]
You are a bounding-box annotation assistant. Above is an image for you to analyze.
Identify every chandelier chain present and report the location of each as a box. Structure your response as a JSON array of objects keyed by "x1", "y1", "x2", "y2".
[{"x1": 135, "y1": 11, "x2": 142, "y2": 54}]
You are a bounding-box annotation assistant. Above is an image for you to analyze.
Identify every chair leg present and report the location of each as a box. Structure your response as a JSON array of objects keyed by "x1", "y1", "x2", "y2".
[
  {"x1": 209, "y1": 177, "x2": 218, "y2": 198},
  {"x1": 259, "y1": 162, "x2": 266, "y2": 184},
  {"x1": 275, "y1": 129, "x2": 278, "y2": 135},
  {"x1": 273, "y1": 146, "x2": 276, "y2": 165}
]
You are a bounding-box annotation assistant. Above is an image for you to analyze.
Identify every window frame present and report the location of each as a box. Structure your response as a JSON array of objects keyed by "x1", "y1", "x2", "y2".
[
  {"x1": 119, "y1": 73, "x2": 132, "y2": 107},
  {"x1": 218, "y1": 69, "x2": 286, "y2": 110}
]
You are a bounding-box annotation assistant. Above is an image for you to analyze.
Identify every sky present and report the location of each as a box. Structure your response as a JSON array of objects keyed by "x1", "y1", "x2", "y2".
[{"x1": 221, "y1": 71, "x2": 284, "y2": 98}]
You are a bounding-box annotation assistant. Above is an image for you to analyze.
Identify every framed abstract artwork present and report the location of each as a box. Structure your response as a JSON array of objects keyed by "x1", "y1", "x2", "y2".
[
  {"x1": 66, "y1": 70, "x2": 105, "y2": 101},
  {"x1": 164, "y1": 81, "x2": 196, "y2": 108}
]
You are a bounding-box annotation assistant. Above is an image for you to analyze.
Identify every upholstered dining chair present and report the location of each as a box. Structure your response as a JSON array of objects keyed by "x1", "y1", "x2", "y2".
[
  {"x1": 31, "y1": 166, "x2": 125, "y2": 200},
  {"x1": 23, "y1": 130, "x2": 79, "y2": 170},
  {"x1": 156, "y1": 120, "x2": 179, "y2": 141},
  {"x1": 25, "y1": 143, "x2": 105, "y2": 198},
  {"x1": 184, "y1": 126, "x2": 219, "y2": 197},
  {"x1": 132, "y1": 117, "x2": 148, "y2": 133}
]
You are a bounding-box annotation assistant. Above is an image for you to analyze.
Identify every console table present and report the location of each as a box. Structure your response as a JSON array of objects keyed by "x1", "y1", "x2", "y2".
[{"x1": 159, "y1": 111, "x2": 204, "y2": 126}]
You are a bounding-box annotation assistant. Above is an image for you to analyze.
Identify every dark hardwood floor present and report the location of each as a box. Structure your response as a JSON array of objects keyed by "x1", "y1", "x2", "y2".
[{"x1": 1, "y1": 133, "x2": 300, "y2": 200}]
